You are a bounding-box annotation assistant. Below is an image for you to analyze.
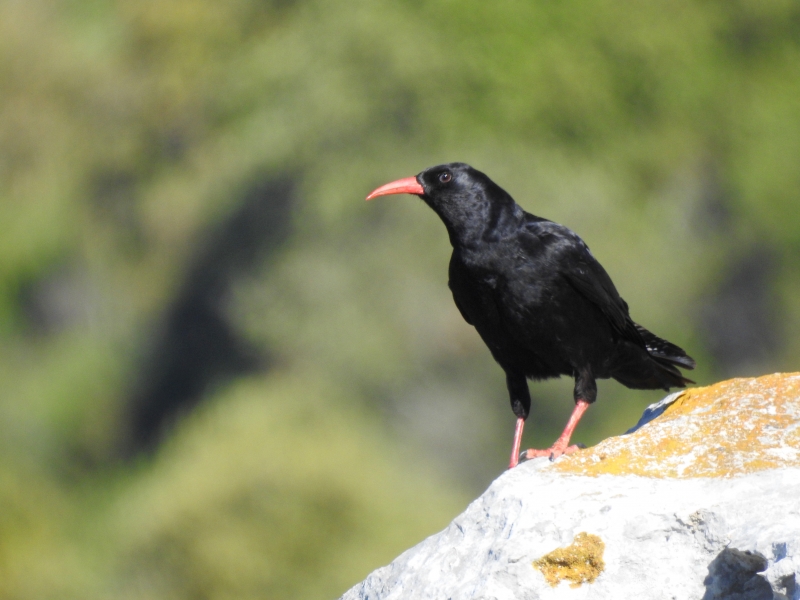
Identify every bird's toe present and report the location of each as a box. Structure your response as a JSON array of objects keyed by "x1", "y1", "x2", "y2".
[{"x1": 521, "y1": 442, "x2": 586, "y2": 462}]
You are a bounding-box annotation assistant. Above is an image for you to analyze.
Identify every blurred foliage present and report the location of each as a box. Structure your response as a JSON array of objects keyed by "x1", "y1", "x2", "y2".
[{"x1": 1, "y1": 0, "x2": 800, "y2": 597}]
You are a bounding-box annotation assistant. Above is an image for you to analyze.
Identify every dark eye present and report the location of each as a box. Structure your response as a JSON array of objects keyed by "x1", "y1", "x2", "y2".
[{"x1": 438, "y1": 172, "x2": 452, "y2": 183}]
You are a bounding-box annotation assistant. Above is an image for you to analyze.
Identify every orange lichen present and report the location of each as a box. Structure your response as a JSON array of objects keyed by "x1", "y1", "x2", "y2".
[
  {"x1": 554, "y1": 373, "x2": 800, "y2": 478},
  {"x1": 532, "y1": 532, "x2": 605, "y2": 587}
]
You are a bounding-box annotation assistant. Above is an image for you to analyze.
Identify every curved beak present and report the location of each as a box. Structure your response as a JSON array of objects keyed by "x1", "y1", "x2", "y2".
[{"x1": 366, "y1": 176, "x2": 424, "y2": 200}]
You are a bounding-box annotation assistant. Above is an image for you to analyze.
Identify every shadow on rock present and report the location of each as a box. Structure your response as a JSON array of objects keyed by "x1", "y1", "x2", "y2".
[{"x1": 702, "y1": 547, "x2": 772, "y2": 600}]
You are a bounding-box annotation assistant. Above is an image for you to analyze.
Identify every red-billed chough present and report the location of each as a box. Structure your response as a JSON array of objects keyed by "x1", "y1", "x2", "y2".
[{"x1": 367, "y1": 163, "x2": 695, "y2": 469}]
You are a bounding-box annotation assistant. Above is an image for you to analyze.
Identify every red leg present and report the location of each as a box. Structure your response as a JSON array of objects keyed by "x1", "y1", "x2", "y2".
[
  {"x1": 522, "y1": 399, "x2": 590, "y2": 461},
  {"x1": 508, "y1": 417, "x2": 525, "y2": 469}
]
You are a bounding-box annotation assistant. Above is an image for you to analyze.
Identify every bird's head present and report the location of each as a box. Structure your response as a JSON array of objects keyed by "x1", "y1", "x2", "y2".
[{"x1": 367, "y1": 163, "x2": 518, "y2": 246}]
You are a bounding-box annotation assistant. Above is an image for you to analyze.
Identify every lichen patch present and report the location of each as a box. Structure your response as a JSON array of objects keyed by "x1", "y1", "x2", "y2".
[
  {"x1": 554, "y1": 373, "x2": 800, "y2": 478},
  {"x1": 532, "y1": 532, "x2": 605, "y2": 587}
]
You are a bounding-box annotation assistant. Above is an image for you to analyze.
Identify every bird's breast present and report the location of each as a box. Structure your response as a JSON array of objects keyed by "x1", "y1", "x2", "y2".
[{"x1": 482, "y1": 274, "x2": 499, "y2": 289}]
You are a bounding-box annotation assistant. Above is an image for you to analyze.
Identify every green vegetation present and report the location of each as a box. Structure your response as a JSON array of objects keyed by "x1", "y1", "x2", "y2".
[{"x1": 1, "y1": 0, "x2": 799, "y2": 597}]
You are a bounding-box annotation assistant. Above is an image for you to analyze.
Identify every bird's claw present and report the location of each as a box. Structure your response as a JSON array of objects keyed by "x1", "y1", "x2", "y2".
[{"x1": 521, "y1": 442, "x2": 586, "y2": 462}]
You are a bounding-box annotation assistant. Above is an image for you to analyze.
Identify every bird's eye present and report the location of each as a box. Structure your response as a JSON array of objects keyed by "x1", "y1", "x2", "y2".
[{"x1": 439, "y1": 172, "x2": 452, "y2": 183}]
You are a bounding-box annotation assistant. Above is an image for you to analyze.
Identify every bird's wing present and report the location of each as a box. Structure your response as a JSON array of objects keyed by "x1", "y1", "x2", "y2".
[
  {"x1": 562, "y1": 251, "x2": 645, "y2": 346},
  {"x1": 562, "y1": 263, "x2": 641, "y2": 343},
  {"x1": 525, "y1": 220, "x2": 644, "y2": 347}
]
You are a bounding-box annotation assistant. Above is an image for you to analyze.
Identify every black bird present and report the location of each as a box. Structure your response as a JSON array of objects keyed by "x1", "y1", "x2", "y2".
[{"x1": 367, "y1": 163, "x2": 695, "y2": 469}]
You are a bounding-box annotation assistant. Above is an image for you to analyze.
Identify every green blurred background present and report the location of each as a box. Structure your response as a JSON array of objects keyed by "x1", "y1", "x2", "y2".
[{"x1": 1, "y1": 0, "x2": 799, "y2": 597}]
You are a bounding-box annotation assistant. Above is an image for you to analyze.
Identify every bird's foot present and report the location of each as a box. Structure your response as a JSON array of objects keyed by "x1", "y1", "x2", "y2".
[
  {"x1": 519, "y1": 400, "x2": 591, "y2": 463},
  {"x1": 520, "y1": 441, "x2": 587, "y2": 463}
]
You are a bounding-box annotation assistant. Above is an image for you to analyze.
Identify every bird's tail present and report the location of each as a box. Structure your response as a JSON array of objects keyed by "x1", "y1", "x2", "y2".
[
  {"x1": 612, "y1": 325, "x2": 695, "y2": 390},
  {"x1": 636, "y1": 324, "x2": 696, "y2": 371}
]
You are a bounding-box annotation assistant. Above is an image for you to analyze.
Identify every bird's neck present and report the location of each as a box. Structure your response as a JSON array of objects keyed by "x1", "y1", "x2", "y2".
[{"x1": 442, "y1": 198, "x2": 524, "y2": 251}]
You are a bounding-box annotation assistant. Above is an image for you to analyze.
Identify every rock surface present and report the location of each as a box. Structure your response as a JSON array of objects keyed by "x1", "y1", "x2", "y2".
[{"x1": 340, "y1": 373, "x2": 800, "y2": 600}]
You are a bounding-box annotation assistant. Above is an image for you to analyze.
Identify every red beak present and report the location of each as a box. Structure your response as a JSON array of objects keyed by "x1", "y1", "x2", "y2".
[{"x1": 366, "y1": 176, "x2": 424, "y2": 200}]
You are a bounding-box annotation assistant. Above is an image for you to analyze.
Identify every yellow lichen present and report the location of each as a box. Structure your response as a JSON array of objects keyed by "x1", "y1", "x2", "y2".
[
  {"x1": 532, "y1": 532, "x2": 605, "y2": 587},
  {"x1": 553, "y1": 373, "x2": 800, "y2": 478}
]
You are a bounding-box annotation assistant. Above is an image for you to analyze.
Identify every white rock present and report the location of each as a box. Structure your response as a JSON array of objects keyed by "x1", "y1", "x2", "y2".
[
  {"x1": 340, "y1": 375, "x2": 800, "y2": 600},
  {"x1": 341, "y1": 462, "x2": 800, "y2": 600}
]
